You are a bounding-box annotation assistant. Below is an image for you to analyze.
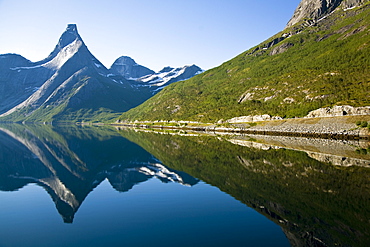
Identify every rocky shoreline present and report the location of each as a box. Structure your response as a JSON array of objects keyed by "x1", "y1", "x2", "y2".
[
  {"x1": 114, "y1": 115, "x2": 370, "y2": 140},
  {"x1": 234, "y1": 116, "x2": 370, "y2": 139},
  {"x1": 115, "y1": 106, "x2": 370, "y2": 140}
]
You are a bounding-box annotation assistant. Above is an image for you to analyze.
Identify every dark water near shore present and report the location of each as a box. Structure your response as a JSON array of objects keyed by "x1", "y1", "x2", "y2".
[{"x1": 0, "y1": 124, "x2": 369, "y2": 247}]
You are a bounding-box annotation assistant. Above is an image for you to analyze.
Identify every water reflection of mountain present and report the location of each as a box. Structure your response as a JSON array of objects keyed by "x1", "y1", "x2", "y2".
[
  {"x1": 0, "y1": 124, "x2": 198, "y2": 223},
  {"x1": 119, "y1": 128, "x2": 370, "y2": 247}
]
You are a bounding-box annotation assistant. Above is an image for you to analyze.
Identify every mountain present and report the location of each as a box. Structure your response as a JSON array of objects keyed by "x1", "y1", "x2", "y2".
[
  {"x1": 0, "y1": 54, "x2": 52, "y2": 115},
  {"x1": 0, "y1": 24, "x2": 202, "y2": 123},
  {"x1": 286, "y1": 0, "x2": 366, "y2": 27},
  {"x1": 109, "y1": 56, "x2": 154, "y2": 79},
  {"x1": 0, "y1": 24, "x2": 149, "y2": 123},
  {"x1": 137, "y1": 65, "x2": 203, "y2": 91},
  {"x1": 118, "y1": 0, "x2": 370, "y2": 123},
  {"x1": 109, "y1": 56, "x2": 203, "y2": 93}
]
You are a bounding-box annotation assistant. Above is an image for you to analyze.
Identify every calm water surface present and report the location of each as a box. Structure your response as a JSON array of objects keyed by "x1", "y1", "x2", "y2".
[{"x1": 0, "y1": 124, "x2": 369, "y2": 246}]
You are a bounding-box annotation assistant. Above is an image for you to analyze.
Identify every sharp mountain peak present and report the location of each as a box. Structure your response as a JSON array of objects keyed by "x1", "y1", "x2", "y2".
[
  {"x1": 56, "y1": 24, "x2": 82, "y2": 49},
  {"x1": 0, "y1": 24, "x2": 202, "y2": 122},
  {"x1": 37, "y1": 24, "x2": 84, "y2": 65}
]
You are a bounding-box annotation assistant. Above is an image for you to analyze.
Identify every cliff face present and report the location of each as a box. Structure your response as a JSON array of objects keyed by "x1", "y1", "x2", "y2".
[{"x1": 286, "y1": 0, "x2": 367, "y2": 27}]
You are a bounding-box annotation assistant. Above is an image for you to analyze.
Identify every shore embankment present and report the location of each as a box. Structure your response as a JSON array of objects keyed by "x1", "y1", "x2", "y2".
[{"x1": 113, "y1": 115, "x2": 370, "y2": 140}]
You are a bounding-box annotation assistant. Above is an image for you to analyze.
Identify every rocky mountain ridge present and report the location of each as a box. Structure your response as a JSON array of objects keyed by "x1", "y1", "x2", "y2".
[
  {"x1": 287, "y1": 0, "x2": 367, "y2": 27},
  {"x1": 138, "y1": 64, "x2": 203, "y2": 88},
  {"x1": 0, "y1": 24, "x2": 139, "y2": 122},
  {"x1": 109, "y1": 56, "x2": 154, "y2": 79},
  {"x1": 0, "y1": 24, "x2": 202, "y2": 122},
  {"x1": 109, "y1": 56, "x2": 203, "y2": 93}
]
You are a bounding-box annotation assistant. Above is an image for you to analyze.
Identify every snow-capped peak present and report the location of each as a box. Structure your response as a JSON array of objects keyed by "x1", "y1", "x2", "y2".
[{"x1": 139, "y1": 64, "x2": 203, "y2": 87}]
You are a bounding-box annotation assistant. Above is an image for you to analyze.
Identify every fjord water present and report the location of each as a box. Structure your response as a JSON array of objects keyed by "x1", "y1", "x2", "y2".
[{"x1": 0, "y1": 125, "x2": 369, "y2": 246}]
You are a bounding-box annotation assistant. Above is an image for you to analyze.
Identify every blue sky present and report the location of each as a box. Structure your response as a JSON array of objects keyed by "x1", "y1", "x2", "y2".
[{"x1": 0, "y1": 0, "x2": 301, "y2": 71}]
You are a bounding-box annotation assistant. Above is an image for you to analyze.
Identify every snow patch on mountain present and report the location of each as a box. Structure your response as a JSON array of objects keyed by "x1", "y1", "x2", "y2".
[
  {"x1": 109, "y1": 56, "x2": 203, "y2": 91},
  {"x1": 44, "y1": 39, "x2": 82, "y2": 70},
  {"x1": 94, "y1": 62, "x2": 102, "y2": 68},
  {"x1": 10, "y1": 39, "x2": 82, "y2": 71},
  {"x1": 137, "y1": 64, "x2": 203, "y2": 89}
]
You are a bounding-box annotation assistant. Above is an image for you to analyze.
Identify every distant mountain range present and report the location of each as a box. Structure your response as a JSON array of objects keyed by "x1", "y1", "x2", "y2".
[
  {"x1": 0, "y1": 24, "x2": 202, "y2": 123},
  {"x1": 119, "y1": 0, "x2": 370, "y2": 122}
]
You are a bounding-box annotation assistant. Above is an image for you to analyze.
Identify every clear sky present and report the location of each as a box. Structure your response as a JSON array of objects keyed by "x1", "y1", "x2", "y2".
[{"x1": 0, "y1": 0, "x2": 301, "y2": 72}]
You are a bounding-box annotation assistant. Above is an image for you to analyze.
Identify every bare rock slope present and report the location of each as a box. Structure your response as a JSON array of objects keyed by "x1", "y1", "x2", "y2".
[{"x1": 287, "y1": 0, "x2": 367, "y2": 27}]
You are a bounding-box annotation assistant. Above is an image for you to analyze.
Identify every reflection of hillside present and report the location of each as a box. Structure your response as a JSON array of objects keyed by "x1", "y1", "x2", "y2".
[
  {"x1": 0, "y1": 124, "x2": 198, "y2": 223},
  {"x1": 228, "y1": 135, "x2": 370, "y2": 167},
  {"x1": 119, "y1": 129, "x2": 370, "y2": 247}
]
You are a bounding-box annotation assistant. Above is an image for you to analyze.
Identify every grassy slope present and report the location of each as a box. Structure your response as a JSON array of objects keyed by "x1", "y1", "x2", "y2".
[{"x1": 119, "y1": 3, "x2": 370, "y2": 123}]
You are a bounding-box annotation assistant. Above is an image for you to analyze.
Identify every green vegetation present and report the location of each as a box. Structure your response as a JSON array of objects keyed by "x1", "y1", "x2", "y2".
[
  {"x1": 356, "y1": 147, "x2": 370, "y2": 155},
  {"x1": 356, "y1": 120, "x2": 370, "y2": 130},
  {"x1": 0, "y1": 98, "x2": 121, "y2": 124},
  {"x1": 119, "y1": 4, "x2": 370, "y2": 123}
]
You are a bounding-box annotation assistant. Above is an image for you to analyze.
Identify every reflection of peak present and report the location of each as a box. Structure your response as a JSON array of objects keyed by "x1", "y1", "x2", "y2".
[
  {"x1": 39, "y1": 176, "x2": 82, "y2": 224},
  {"x1": 107, "y1": 169, "x2": 149, "y2": 193},
  {"x1": 107, "y1": 163, "x2": 199, "y2": 192},
  {"x1": 0, "y1": 124, "x2": 198, "y2": 224},
  {"x1": 138, "y1": 163, "x2": 195, "y2": 186},
  {"x1": 40, "y1": 177, "x2": 79, "y2": 210}
]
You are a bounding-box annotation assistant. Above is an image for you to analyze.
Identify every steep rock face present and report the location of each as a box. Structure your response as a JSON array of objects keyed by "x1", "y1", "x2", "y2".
[
  {"x1": 342, "y1": 0, "x2": 368, "y2": 8},
  {"x1": 0, "y1": 24, "x2": 203, "y2": 122},
  {"x1": 0, "y1": 24, "x2": 100, "y2": 117},
  {"x1": 0, "y1": 54, "x2": 53, "y2": 114},
  {"x1": 286, "y1": 0, "x2": 367, "y2": 27},
  {"x1": 109, "y1": 56, "x2": 154, "y2": 79},
  {"x1": 306, "y1": 105, "x2": 370, "y2": 117},
  {"x1": 0, "y1": 24, "x2": 153, "y2": 122},
  {"x1": 37, "y1": 24, "x2": 85, "y2": 65}
]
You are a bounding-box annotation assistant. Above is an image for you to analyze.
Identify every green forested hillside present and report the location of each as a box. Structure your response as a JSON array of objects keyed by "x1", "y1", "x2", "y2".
[{"x1": 119, "y1": 3, "x2": 370, "y2": 123}]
